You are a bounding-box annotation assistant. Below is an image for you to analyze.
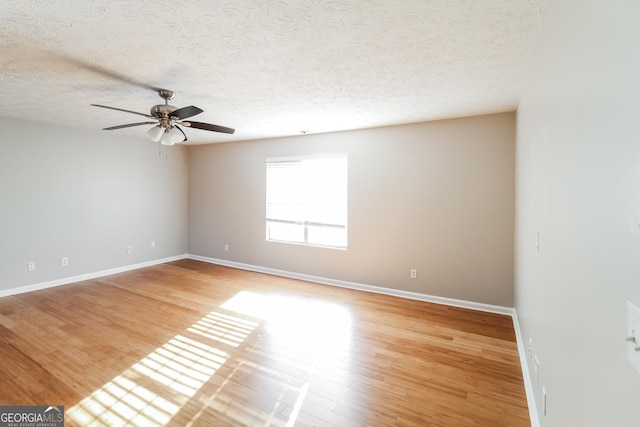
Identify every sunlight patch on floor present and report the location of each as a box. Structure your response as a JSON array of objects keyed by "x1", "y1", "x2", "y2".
[
  {"x1": 187, "y1": 311, "x2": 258, "y2": 347},
  {"x1": 222, "y1": 291, "x2": 353, "y2": 360},
  {"x1": 68, "y1": 290, "x2": 350, "y2": 426},
  {"x1": 68, "y1": 312, "x2": 254, "y2": 426}
]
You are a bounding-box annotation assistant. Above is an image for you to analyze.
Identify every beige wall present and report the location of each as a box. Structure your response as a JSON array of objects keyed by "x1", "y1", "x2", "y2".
[{"x1": 189, "y1": 112, "x2": 515, "y2": 307}]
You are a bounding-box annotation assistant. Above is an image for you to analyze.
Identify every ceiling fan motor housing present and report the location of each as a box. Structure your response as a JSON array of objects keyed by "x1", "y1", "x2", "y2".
[{"x1": 150, "y1": 104, "x2": 178, "y2": 118}]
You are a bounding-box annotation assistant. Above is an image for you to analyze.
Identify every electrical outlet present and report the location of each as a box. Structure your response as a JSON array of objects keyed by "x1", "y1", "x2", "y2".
[
  {"x1": 224, "y1": 244, "x2": 229, "y2": 252},
  {"x1": 27, "y1": 262, "x2": 36, "y2": 272},
  {"x1": 126, "y1": 246, "x2": 132, "y2": 254},
  {"x1": 61, "y1": 257, "x2": 69, "y2": 266},
  {"x1": 410, "y1": 269, "x2": 417, "y2": 279},
  {"x1": 528, "y1": 338, "x2": 533, "y2": 359},
  {"x1": 534, "y1": 357, "x2": 540, "y2": 383},
  {"x1": 151, "y1": 241, "x2": 156, "y2": 248}
]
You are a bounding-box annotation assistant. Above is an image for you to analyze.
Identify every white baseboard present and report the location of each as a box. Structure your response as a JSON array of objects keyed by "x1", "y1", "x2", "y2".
[
  {"x1": 187, "y1": 254, "x2": 515, "y2": 316},
  {"x1": 0, "y1": 254, "x2": 188, "y2": 298},
  {"x1": 512, "y1": 310, "x2": 540, "y2": 427}
]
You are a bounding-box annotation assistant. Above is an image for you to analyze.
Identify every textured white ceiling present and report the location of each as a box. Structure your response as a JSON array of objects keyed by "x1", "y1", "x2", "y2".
[{"x1": 0, "y1": 0, "x2": 546, "y2": 145}]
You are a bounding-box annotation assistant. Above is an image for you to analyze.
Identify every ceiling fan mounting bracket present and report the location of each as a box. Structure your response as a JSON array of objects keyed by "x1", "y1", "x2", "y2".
[{"x1": 158, "y1": 89, "x2": 174, "y2": 101}]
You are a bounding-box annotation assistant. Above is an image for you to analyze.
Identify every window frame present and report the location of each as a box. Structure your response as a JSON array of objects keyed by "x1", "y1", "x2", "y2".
[{"x1": 265, "y1": 154, "x2": 348, "y2": 250}]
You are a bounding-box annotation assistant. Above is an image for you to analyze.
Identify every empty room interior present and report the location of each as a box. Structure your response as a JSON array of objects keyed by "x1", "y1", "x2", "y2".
[{"x1": 1, "y1": 0, "x2": 639, "y2": 426}]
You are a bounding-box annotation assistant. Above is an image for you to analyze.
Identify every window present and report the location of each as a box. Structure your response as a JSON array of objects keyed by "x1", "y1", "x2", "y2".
[{"x1": 266, "y1": 155, "x2": 347, "y2": 249}]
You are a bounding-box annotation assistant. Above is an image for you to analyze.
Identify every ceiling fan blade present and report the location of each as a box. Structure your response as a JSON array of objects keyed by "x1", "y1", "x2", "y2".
[
  {"x1": 170, "y1": 106, "x2": 203, "y2": 120},
  {"x1": 103, "y1": 122, "x2": 156, "y2": 130},
  {"x1": 91, "y1": 104, "x2": 155, "y2": 118},
  {"x1": 174, "y1": 125, "x2": 188, "y2": 143},
  {"x1": 182, "y1": 121, "x2": 235, "y2": 134},
  {"x1": 57, "y1": 53, "x2": 162, "y2": 92}
]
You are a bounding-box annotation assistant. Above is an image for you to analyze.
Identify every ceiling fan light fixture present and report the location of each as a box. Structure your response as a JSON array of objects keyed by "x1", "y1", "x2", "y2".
[
  {"x1": 146, "y1": 125, "x2": 164, "y2": 142},
  {"x1": 159, "y1": 126, "x2": 185, "y2": 146},
  {"x1": 160, "y1": 129, "x2": 174, "y2": 146}
]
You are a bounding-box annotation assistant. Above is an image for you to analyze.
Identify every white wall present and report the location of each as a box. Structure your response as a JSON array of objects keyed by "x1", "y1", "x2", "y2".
[
  {"x1": 0, "y1": 118, "x2": 189, "y2": 292},
  {"x1": 189, "y1": 113, "x2": 516, "y2": 307},
  {"x1": 516, "y1": 0, "x2": 640, "y2": 425}
]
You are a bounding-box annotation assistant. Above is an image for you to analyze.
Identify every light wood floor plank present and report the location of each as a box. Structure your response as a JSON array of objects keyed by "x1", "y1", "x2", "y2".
[{"x1": 0, "y1": 259, "x2": 529, "y2": 426}]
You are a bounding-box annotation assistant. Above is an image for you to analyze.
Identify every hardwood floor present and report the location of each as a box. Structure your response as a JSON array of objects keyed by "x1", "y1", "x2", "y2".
[{"x1": 0, "y1": 259, "x2": 530, "y2": 426}]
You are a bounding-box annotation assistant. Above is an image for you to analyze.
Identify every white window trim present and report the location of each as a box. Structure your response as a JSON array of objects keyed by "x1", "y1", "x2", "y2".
[{"x1": 265, "y1": 154, "x2": 348, "y2": 249}]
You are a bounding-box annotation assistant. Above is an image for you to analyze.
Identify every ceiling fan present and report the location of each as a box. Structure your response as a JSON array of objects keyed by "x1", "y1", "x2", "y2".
[{"x1": 91, "y1": 89, "x2": 235, "y2": 145}]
